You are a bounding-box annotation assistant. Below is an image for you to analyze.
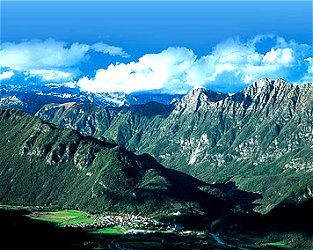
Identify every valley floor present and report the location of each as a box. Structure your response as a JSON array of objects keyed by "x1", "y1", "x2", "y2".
[{"x1": 0, "y1": 205, "x2": 305, "y2": 249}]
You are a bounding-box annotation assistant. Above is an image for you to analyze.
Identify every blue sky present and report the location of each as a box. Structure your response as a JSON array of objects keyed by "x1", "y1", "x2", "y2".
[{"x1": 0, "y1": 1, "x2": 312, "y2": 93}]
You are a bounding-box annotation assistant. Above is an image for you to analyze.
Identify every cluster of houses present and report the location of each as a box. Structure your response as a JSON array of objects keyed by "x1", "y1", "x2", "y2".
[
  {"x1": 95, "y1": 214, "x2": 163, "y2": 229},
  {"x1": 66, "y1": 213, "x2": 166, "y2": 231}
]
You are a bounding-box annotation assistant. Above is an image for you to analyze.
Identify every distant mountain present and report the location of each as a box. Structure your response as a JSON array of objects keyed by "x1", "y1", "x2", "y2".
[
  {"x1": 36, "y1": 78, "x2": 313, "y2": 213},
  {"x1": 0, "y1": 83, "x2": 183, "y2": 114},
  {"x1": 0, "y1": 83, "x2": 86, "y2": 114},
  {"x1": 0, "y1": 109, "x2": 253, "y2": 218}
]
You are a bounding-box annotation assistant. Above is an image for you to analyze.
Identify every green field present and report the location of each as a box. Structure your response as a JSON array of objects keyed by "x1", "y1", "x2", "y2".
[
  {"x1": 260, "y1": 241, "x2": 292, "y2": 249},
  {"x1": 0, "y1": 205, "x2": 300, "y2": 249},
  {"x1": 90, "y1": 226, "x2": 126, "y2": 235},
  {"x1": 29, "y1": 210, "x2": 96, "y2": 227}
]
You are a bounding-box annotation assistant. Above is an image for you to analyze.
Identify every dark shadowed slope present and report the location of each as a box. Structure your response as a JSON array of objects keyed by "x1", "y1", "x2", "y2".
[{"x1": 0, "y1": 109, "x2": 260, "y2": 219}]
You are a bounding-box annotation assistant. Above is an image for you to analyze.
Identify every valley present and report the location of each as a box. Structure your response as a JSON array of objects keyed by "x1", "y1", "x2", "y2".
[
  {"x1": 0, "y1": 78, "x2": 312, "y2": 249},
  {"x1": 1, "y1": 0, "x2": 312, "y2": 247},
  {"x1": 0, "y1": 205, "x2": 298, "y2": 249}
]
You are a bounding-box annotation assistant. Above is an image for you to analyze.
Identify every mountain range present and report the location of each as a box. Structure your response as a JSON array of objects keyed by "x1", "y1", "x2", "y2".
[
  {"x1": 1, "y1": 77, "x2": 313, "y2": 249},
  {"x1": 35, "y1": 78, "x2": 313, "y2": 213},
  {"x1": 0, "y1": 78, "x2": 312, "y2": 215},
  {"x1": 1, "y1": 109, "x2": 261, "y2": 219},
  {"x1": 0, "y1": 83, "x2": 183, "y2": 114}
]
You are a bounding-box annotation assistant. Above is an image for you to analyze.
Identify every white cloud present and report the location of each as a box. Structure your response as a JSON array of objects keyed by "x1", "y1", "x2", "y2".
[
  {"x1": 263, "y1": 48, "x2": 293, "y2": 65},
  {"x1": 28, "y1": 69, "x2": 74, "y2": 81},
  {"x1": 300, "y1": 57, "x2": 313, "y2": 83},
  {"x1": 0, "y1": 39, "x2": 90, "y2": 71},
  {"x1": 1, "y1": 36, "x2": 311, "y2": 91},
  {"x1": 263, "y1": 49, "x2": 279, "y2": 63},
  {"x1": 205, "y1": 64, "x2": 235, "y2": 82},
  {"x1": 91, "y1": 43, "x2": 129, "y2": 57},
  {"x1": 77, "y1": 47, "x2": 196, "y2": 93},
  {"x1": 211, "y1": 37, "x2": 261, "y2": 65},
  {"x1": 75, "y1": 35, "x2": 311, "y2": 93},
  {"x1": 196, "y1": 35, "x2": 309, "y2": 88},
  {"x1": 0, "y1": 70, "x2": 14, "y2": 81},
  {"x1": 304, "y1": 57, "x2": 313, "y2": 74},
  {"x1": 243, "y1": 74, "x2": 253, "y2": 84},
  {"x1": 0, "y1": 39, "x2": 129, "y2": 81}
]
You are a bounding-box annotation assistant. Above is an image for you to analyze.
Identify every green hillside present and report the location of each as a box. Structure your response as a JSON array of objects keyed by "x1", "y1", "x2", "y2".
[
  {"x1": 0, "y1": 109, "x2": 243, "y2": 218},
  {"x1": 36, "y1": 78, "x2": 313, "y2": 213}
]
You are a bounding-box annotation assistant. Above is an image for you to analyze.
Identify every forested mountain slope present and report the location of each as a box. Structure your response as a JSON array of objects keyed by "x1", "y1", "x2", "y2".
[
  {"x1": 36, "y1": 78, "x2": 313, "y2": 212},
  {"x1": 0, "y1": 109, "x2": 247, "y2": 218}
]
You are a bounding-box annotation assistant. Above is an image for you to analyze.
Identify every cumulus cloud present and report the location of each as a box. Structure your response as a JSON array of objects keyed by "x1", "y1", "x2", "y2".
[
  {"x1": 91, "y1": 43, "x2": 129, "y2": 57},
  {"x1": 77, "y1": 47, "x2": 196, "y2": 93},
  {"x1": 304, "y1": 57, "x2": 313, "y2": 74},
  {"x1": 301, "y1": 57, "x2": 313, "y2": 83},
  {"x1": 263, "y1": 48, "x2": 294, "y2": 65},
  {"x1": 0, "y1": 39, "x2": 89, "y2": 70},
  {"x1": 0, "y1": 39, "x2": 129, "y2": 81},
  {"x1": 0, "y1": 70, "x2": 14, "y2": 81},
  {"x1": 1, "y1": 36, "x2": 311, "y2": 92},
  {"x1": 74, "y1": 35, "x2": 312, "y2": 93},
  {"x1": 28, "y1": 69, "x2": 75, "y2": 81}
]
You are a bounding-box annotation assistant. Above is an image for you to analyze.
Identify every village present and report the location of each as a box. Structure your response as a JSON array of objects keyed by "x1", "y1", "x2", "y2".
[
  {"x1": 65, "y1": 213, "x2": 172, "y2": 233},
  {"x1": 95, "y1": 214, "x2": 164, "y2": 229}
]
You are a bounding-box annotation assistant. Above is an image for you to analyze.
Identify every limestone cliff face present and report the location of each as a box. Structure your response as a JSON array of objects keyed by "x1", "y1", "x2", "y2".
[
  {"x1": 174, "y1": 87, "x2": 227, "y2": 113},
  {"x1": 36, "y1": 79, "x2": 313, "y2": 212}
]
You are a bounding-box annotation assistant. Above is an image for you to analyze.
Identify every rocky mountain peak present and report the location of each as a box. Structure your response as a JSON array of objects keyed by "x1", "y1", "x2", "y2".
[
  {"x1": 242, "y1": 78, "x2": 288, "y2": 98},
  {"x1": 187, "y1": 87, "x2": 227, "y2": 101},
  {"x1": 175, "y1": 87, "x2": 227, "y2": 112},
  {"x1": 188, "y1": 86, "x2": 208, "y2": 95}
]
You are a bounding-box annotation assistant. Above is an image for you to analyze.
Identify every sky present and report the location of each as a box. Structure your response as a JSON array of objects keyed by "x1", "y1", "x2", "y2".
[{"x1": 0, "y1": 1, "x2": 312, "y2": 94}]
